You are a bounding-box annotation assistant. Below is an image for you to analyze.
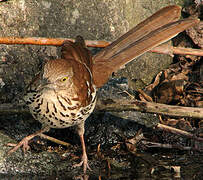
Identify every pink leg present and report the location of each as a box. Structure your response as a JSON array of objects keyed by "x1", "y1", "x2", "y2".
[
  {"x1": 74, "y1": 122, "x2": 91, "y2": 174},
  {"x1": 73, "y1": 134, "x2": 91, "y2": 173},
  {"x1": 7, "y1": 126, "x2": 49, "y2": 155}
]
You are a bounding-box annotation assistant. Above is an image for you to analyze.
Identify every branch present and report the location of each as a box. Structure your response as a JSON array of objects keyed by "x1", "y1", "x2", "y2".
[
  {"x1": 0, "y1": 37, "x2": 203, "y2": 57},
  {"x1": 151, "y1": 44, "x2": 203, "y2": 57},
  {"x1": 1, "y1": 99, "x2": 202, "y2": 119},
  {"x1": 156, "y1": 123, "x2": 203, "y2": 141},
  {"x1": 0, "y1": 103, "x2": 28, "y2": 114},
  {"x1": 0, "y1": 37, "x2": 110, "y2": 48},
  {"x1": 142, "y1": 140, "x2": 202, "y2": 150},
  {"x1": 96, "y1": 99, "x2": 203, "y2": 119},
  {"x1": 1, "y1": 101, "x2": 202, "y2": 142},
  {"x1": 1, "y1": 100, "x2": 202, "y2": 143}
]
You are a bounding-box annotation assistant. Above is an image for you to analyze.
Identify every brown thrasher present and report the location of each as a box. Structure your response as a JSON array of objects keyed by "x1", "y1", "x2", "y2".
[{"x1": 7, "y1": 6, "x2": 199, "y2": 173}]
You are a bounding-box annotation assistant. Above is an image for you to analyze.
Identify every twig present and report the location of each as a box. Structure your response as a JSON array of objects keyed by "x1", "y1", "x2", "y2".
[
  {"x1": 39, "y1": 133, "x2": 71, "y2": 147},
  {"x1": 0, "y1": 103, "x2": 27, "y2": 114},
  {"x1": 0, "y1": 37, "x2": 110, "y2": 48},
  {"x1": 0, "y1": 37, "x2": 203, "y2": 57},
  {"x1": 151, "y1": 45, "x2": 203, "y2": 57},
  {"x1": 156, "y1": 123, "x2": 203, "y2": 141},
  {"x1": 142, "y1": 140, "x2": 202, "y2": 151}
]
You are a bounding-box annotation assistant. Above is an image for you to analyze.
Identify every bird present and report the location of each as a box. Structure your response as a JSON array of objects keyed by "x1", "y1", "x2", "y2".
[{"x1": 7, "y1": 5, "x2": 199, "y2": 174}]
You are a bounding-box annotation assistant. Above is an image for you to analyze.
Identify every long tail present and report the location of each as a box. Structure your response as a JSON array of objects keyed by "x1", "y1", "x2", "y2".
[{"x1": 92, "y1": 5, "x2": 199, "y2": 88}]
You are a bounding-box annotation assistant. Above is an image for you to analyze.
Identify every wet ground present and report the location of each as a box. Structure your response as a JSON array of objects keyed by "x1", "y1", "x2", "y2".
[
  {"x1": 0, "y1": 111, "x2": 202, "y2": 180},
  {"x1": 1, "y1": 144, "x2": 203, "y2": 179}
]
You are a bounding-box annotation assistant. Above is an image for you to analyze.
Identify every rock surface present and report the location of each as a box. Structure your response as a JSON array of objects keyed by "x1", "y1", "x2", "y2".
[{"x1": 0, "y1": 0, "x2": 182, "y2": 102}]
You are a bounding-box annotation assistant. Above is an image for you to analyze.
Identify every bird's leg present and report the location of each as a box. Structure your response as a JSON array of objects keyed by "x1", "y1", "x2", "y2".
[
  {"x1": 73, "y1": 122, "x2": 91, "y2": 173},
  {"x1": 7, "y1": 126, "x2": 50, "y2": 155}
]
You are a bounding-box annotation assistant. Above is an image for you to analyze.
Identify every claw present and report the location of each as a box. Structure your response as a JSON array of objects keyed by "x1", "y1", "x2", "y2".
[
  {"x1": 73, "y1": 153, "x2": 92, "y2": 173},
  {"x1": 6, "y1": 127, "x2": 49, "y2": 155},
  {"x1": 7, "y1": 136, "x2": 30, "y2": 155}
]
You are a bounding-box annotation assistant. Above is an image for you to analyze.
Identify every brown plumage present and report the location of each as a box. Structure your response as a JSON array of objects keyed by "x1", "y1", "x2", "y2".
[
  {"x1": 9, "y1": 36, "x2": 97, "y2": 172},
  {"x1": 7, "y1": 5, "x2": 199, "y2": 174}
]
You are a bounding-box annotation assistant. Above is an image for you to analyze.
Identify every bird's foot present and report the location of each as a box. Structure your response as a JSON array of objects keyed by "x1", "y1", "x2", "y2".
[
  {"x1": 6, "y1": 127, "x2": 50, "y2": 155},
  {"x1": 73, "y1": 174, "x2": 89, "y2": 180},
  {"x1": 7, "y1": 136, "x2": 30, "y2": 155},
  {"x1": 73, "y1": 153, "x2": 92, "y2": 173}
]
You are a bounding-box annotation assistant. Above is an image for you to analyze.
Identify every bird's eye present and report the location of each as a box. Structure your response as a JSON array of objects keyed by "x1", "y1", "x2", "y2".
[{"x1": 61, "y1": 77, "x2": 68, "y2": 82}]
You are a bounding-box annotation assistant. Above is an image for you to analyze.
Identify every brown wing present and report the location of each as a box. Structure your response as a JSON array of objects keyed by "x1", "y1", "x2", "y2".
[
  {"x1": 61, "y1": 36, "x2": 95, "y2": 107},
  {"x1": 61, "y1": 35, "x2": 93, "y2": 72}
]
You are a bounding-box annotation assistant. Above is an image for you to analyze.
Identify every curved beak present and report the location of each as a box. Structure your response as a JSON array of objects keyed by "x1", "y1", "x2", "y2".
[{"x1": 38, "y1": 78, "x2": 56, "y2": 90}]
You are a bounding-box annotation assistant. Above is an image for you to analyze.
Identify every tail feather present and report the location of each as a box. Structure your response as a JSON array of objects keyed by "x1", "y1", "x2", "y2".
[
  {"x1": 93, "y1": 5, "x2": 181, "y2": 61},
  {"x1": 92, "y1": 6, "x2": 199, "y2": 88}
]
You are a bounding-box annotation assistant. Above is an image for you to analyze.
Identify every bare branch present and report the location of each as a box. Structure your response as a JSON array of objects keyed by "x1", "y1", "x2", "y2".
[
  {"x1": 0, "y1": 37, "x2": 110, "y2": 48},
  {"x1": 151, "y1": 45, "x2": 203, "y2": 57},
  {"x1": 156, "y1": 123, "x2": 203, "y2": 141},
  {"x1": 1, "y1": 101, "x2": 202, "y2": 142},
  {"x1": 0, "y1": 37, "x2": 202, "y2": 57},
  {"x1": 96, "y1": 99, "x2": 203, "y2": 119},
  {"x1": 1, "y1": 99, "x2": 202, "y2": 119}
]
